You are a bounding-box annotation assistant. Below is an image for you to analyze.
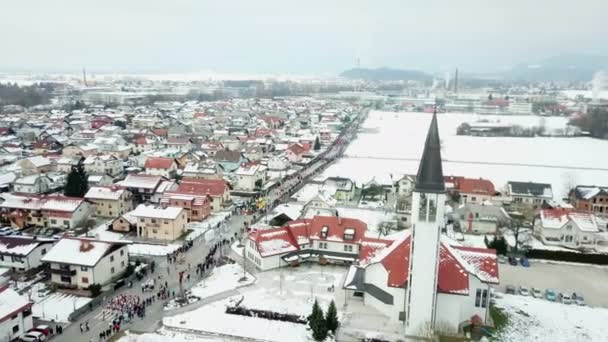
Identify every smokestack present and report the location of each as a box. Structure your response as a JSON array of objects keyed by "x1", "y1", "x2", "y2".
[
  {"x1": 454, "y1": 68, "x2": 459, "y2": 93},
  {"x1": 82, "y1": 67, "x2": 88, "y2": 87}
]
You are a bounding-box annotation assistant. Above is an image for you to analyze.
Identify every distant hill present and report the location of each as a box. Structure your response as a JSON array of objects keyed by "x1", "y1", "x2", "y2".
[
  {"x1": 340, "y1": 67, "x2": 432, "y2": 81},
  {"x1": 504, "y1": 55, "x2": 608, "y2": 82}
]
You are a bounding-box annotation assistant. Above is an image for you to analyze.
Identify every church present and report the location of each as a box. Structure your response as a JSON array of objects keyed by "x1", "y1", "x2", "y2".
[{"x1": 343, "y1": 112, "x2": 499, "y2": 336}]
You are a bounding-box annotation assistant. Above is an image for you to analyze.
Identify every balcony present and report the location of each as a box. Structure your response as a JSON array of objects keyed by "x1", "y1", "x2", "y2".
[{"x1": 49, "y1": 267, "x2": 76, "y2": 276}]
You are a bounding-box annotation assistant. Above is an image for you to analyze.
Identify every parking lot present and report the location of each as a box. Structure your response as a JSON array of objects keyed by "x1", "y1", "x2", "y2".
[{"x1": 496, "y1": 260, "x2": 608, "y2": 307}]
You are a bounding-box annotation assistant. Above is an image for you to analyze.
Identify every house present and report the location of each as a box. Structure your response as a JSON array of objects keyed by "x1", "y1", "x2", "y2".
[
  {"x1": 62, "y1": 144, "x2": 98, "y2": 157},
  {"x1": 130, "y1": 204, "x2": 187, "y2": 241},
  {"x1": 234, "y1": 163, "x2": 267, "y2": 192},
  {"x1": 166, "y1": 137, "x2": 194, "y2": 152},
  {"x1": 0, "y1": 173, "x2": 17, "y2": 193},
  {"x1": 0, "y1": 236, "x2": 55, "y2": 272},
  {"x1": 85, "y1": 186, "x2": 134, "y2": 218},
  {"x1": 394, "y1": 175, "x2": 415, "y2": 197},
  {"x1": 42, "y1": 237, "x2": 129, "y2": 289},
  {"x1": 175, "y1": 178, "x2": 231, "y2": 211},
  {"x1": 132, "y1": 135, "x2": 159, "y2": 154},
  {"x1": 245, "y1": 215, "x2": 368, "y2": 270},
  {"x1": 181, "y1": 161, "x2": 224, "y2": 179},
  {"x1": 12, "y1": 174, "x2": 54, "y2": 194},
  {"x1": 88, "y1": 173, "x2": 114, "y2": 187},
  {"x1": 0, "y1": 286, "x2": 33, "y2": 341},
  {"x1": 534, "y1": 208, "x2": 608, "y2": 250},
  {"x1": 446, "y1": 177, "x2": 497, "y2": 205},
  {"x1": 110, "y1": 213, "x2": 137, "y2": 233},
  {"x1": 83, "y1": 155, "x2": 123, "y2": 177},
  {"x1": 570, "y1": 185, "x2": 608, "y2": 215},
  {"x1": 342, "y1": 112, "x2": 499, "y2": 335},
  {"x1": 144, "y1": 157, "x2": 178, "y2": 178},
  {"x1": 301, "y1": 193, "x2": 338, "y2": 218},
  {"x1": 323, "y1": 177, "x2": 356, "y2": 202},
  {"x1": 213, "y1": 149, "x2": 248, "y2": 172},
  {"x1": 267, "y1": 155, "x2": 290, "y2": 171},
  {"x1": 116, "y1": 174, "x2": 164, "y2": 203},
  {"x1": 0, "y1": 194, "x2": 93, "y2": 229},
  {"x1": 507, "y1": 181, "x2": 553, "y2": 209},
  {"x1": 453, "y1": 203, "x2": 511, "y2": 234},
  {"x1": 160, "y1": 191, "x2": 212, "y2": 222},
  {"x1": 32, "y1": 138, "x2": 63, "y2": 155},
  {"x1": 18, "y1": 156, "x2": 54, "y2": 175},
  {"x1": 56, "y1": 156, "x2": 82, "y2": 173},
  {"x1": 285, "y1": 143, "x2": 311, "y2": 163}
]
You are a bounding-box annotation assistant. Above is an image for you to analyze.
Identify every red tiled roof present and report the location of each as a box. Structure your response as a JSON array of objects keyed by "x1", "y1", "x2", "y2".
[
  {"x1": 178, "y1": 178, "x2": 228, "y2": 197},
  {"x1": 249, "y1": 226, "x2": 299, "y2": 257},
  {"x1": 151, "y1": 128, "x2": 168, "y2": 137},
  {"x1": 287, "y1": 143, "x2": 311, "y2": 156},
  {"x1": 144, "y1": 157, "x2": 175, "y2": 169},
  {"x1": 359, "y1": 237, "x2": 393, "y2": 264},
  {"x1": 455, "y1": 177, "x2": 496, "y2": 196},
  {"x1": 308, "y1": 216, "x2": 366, "y2": 243}
]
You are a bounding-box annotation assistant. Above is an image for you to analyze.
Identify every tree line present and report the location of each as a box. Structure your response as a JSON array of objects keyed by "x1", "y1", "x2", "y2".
[{"x1": 0, "y1": 82, "x2": 56, "y2": 109}]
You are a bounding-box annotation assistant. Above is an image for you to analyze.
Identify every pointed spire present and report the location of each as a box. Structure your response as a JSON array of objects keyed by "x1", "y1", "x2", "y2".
[{"x1": 415, "y1": 109, "x2": 445, "y2": 192}]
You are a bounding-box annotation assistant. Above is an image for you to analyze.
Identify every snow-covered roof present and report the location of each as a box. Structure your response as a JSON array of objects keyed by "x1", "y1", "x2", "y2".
[
  {"x1": 42, "y1": 237, "x2": 126, "y2": 267},
  {"x1": 0, "y1": 194, "x2": 84, "y2": 212},
  {"x1": 539, "y1": 208, "x2": 600, "y2": 233},
  {"x1": 25, "y1": 155, "x2": 51, "y2": 167},
  {"x1": 117, "y1": 174, "x2": 162, "y2": 190},
  {"x1": 0, "y1": 286, "x2": 31, "y2": 322},
  {"x1": 130, "y1": 204, "x2": 184, "y2": 220},
  {"x1": 85, "y1": 186, "x2": 126, "y2": 201},
  {"x1": 0, "y1": 236, "x2": 53, "y2": 256}
]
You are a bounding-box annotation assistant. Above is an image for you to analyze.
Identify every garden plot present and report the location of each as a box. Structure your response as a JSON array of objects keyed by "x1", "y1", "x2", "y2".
[{"x1": 31, "y1": 286, "x2": 92, "y2": 323}]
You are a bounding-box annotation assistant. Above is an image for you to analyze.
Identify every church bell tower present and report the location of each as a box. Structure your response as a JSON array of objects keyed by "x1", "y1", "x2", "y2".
[{"x1": 404, "y1": 110, "x2": 446, "y2": 336}]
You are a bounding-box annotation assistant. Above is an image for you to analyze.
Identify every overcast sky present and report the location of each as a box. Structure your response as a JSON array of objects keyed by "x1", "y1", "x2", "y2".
[{"x1": 2, "y1": 0, "x2": 607, "y2": 75}]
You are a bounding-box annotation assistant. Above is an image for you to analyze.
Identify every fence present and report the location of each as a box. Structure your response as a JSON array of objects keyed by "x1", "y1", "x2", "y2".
[{"x1": 527, "y1": 249, "x2": 608, "y2": 265}]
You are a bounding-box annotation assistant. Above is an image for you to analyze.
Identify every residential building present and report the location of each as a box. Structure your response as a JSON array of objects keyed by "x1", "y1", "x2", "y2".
[
  {"x1": 83, "y1": 155, "x2": 123, "y2": 177},
  {"x1": 534, "y1": 208, "x2": 608, "y2": 250},
  {"x1": 0, "y1": 194, "x2": 92, "y2": 229},
  {"x1": 0, "y1": 286, "x2": 33, "y2": 341},
  {"x1": 130, "y1": 204, "x2": 187, "y2": 241},
  {"x1": 570, "y1": 185, "x2": 608, "y2": 215},
  {"x1": 213, "y1": 149, "x2": 247, "y2": 172},
  {"x1": 116, "y1": 174, "x2": 164, "y2": 203},
  {"x1": 0, "y1": 236, "x2": 55, "y2": 272},
  {"x1": 453, "y1": 203, "x2": 511, "y2": 234},
  {"x1": 234, "y1": 163, "x2": 267, "y2": 192},
  {"x1": 507, "y1": 181, "x2": 553, "y2": 209},
  {"x1": 285, "y1": 143, "x2": 311, "y2": 163},
  {"x1": 85, "y1": 186, "x2": 134, "y2": 218},
  {"x1": 323, "y1": 177, "x2": 356, "y2": 202},
  {"x1": 174, "y1": 178, "x2": 231, "y2": 211},
  {"x1": 42, "y1": 238, "x2": 129, "y2": 289},
  {"x1": 446, "y1": 176, "x2": 497, "y2": 204},
  {"x1": 87, "y1": 173, "x2": 114, "y2": 187},
  {"x1": 17, "y1": 156, "x2": 54, "y2": 175},
  {"x1": 144, "y1": 157, "x2": 178, "y2": 178},
  {"x1": 62, "y1": 144, "x2": 98, "y2": 157},
  {"x1": 12, "y1": 174, "x2": 54, "y2": 194},
  {"x1": 160, "y1": 192, "x2": 212, "y2": 222}
]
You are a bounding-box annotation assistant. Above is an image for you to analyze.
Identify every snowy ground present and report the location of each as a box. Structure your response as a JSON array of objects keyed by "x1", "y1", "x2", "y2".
[
  {"x1": 118, "y1": 328, "x2": 227, "y2": 342},
  {"x1": 30, "y1": 286, "x2": 92, "y2": 323},
  {"x1": 189, "y1": 263, "x2": 255, "y2": 300},
  {"x1": 493, "y1": 294, "x2": 608, "y2": 342},
  {"x1": 128, "y1": 243, "x2": 181, "y2": 256},
  {"x1": 185, "y1": 212, "x2": 231, "y2": 241},
  {"x1": 337, "y1": 207, "x2": 395, "y2": 233},
  {"x1": 321, "y1": 111, "x2": 608, "y2": 201}
]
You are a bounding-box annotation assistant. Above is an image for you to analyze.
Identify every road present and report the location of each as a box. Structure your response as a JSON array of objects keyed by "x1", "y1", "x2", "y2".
[{"x1": 56, "y1": 212, "x2": 251, "y2": 342}]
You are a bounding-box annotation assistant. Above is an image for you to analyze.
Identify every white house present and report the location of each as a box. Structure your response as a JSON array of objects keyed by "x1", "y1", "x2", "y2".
[
  {"x1": 534, "y1": 208, "x2": 608, "y2": 250},
  {"x1": 507, "y1": 181, "x2": 553, "y2": 209},
  {"x1": 42, "y1": 237, "x2": 129, "y2": 289},
  {"x1": 83, "y1": 155, "x2": 123, "y2": 177},
  {"x1": 0, "y1": 194, "x2": 93, "y2": 230},
  {"x1": 144, "y1": 157, "x2": 178, "y2": 178},
  {"x1": 130, "y1": 204, "x2": 187, "y2": 241},
  {"x1": 0, "y1": 286, "x2": 33, "y2": 341},
  {"x1": 0, "y1": 236, "x2": 55, "y2": 272},
  {"x1": 235, "y1": 163, "x2": 267, "y2": 191},
  {"x1": 12, "y1": 174, "x2": 53, "y2": 194}
]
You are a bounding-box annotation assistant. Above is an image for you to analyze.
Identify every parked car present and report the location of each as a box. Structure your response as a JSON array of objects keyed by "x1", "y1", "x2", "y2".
[
  {"x1": 22, "y1": 331, "x2": 46, "y2": 342},
  {"x1": 506, "y1": 285, "x2": 516, "y2": 294},
  {"x1": 572, "y1": 292, "x2": 586, "y2": 306},
  {"x1": 559, "y1": 292, "x2": 573, "y2": 304},
  {"x1": 0, "y1": 227, "x2": 12, "y2": 236},
  {"x1": 519, "y1": 286, "x2": 530, "y2": 296},
  {"x1": 31, "y1": 325, "x2": 51, "y2": 336},
  {"x1": 508, "y1": 256, "x2": 518, "y2": 266},
  {"x1": 497, "y1": 255, "x2": 507, "y2": 264},
  {"x1": 531, "y1": 287, "x2": 542, "y2": 298},
  {"x1": 545, "y1": 289, "x2": 557, "y2": 301},
  {"x1": 520, "y1": 257, "x2": 530, "y2": 267}
]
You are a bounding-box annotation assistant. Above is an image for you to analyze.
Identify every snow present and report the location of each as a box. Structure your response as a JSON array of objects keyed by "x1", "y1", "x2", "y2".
[
  {"x1": 31, "y1": 289, "x2": 91, "y2": 323},
  {"x1": 85, "y1": 186, "x2": 125, "y2": 201},
  {"x1": 322, "y1": 111, "x2": 608, "y2": 201},
  {"x1": 164, "y1": 298, "x2": 310, "y2": 342},
  {"x1": 118, "y1": 329, "x2": 226, "y2": 342},
  {"x1": 41, "y1": 238, "x2": 123, "y2": 267},
  {"x1": 338, "y1": 207, "x2": 394, "y2": 232},
  {"x1": 0, "y1": 287, "x2": 29, "y2": 320},
  {"x1": 493, "y1": 294, "x2": 608, "y2": 342},
  {"x1": 0, "y1": 237, "x2": 46, "y2": 256},
  {"x1": 128, "y1": 243, "x2": 180, "y2": 256},
  {"x1": 131, "y1": 204, "x2": 183, "y2": 220},
  {"x1": 189, "y1": 263, "x2": 255, "y2": 300}
]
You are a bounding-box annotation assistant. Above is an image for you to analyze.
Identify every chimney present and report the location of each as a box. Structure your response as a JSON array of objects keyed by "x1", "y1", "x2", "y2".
[{"x1": 80, "y1": 239, "x2": 94, "y2": 252}]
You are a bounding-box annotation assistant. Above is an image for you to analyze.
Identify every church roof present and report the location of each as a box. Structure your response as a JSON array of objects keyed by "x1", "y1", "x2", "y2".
[{"x1": 415, "y1": 110, "x2": 445, "y2": 193}]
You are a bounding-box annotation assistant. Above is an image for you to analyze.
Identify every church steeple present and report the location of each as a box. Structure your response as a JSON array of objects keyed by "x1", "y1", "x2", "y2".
[{"x1": 415, "y1": 110, "x2": 445, "y2": 193}]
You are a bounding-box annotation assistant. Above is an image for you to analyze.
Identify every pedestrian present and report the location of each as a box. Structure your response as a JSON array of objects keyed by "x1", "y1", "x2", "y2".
[
  {"x1": 80, "y1": 323, "x2": 84, "y2": 333},
  {"x1": 86, "y1": 321, "x2": 90, "y2": 331}
]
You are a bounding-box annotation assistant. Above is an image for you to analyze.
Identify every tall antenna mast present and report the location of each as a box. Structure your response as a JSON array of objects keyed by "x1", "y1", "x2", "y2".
[{"x1": 83, "y1": 67, "x2": 88, "y2": 87}]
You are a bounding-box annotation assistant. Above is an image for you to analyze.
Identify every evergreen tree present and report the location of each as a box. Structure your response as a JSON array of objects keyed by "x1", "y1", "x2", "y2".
[
  {"x1": 314, "y1": 136, "x2": 321, "y2": 151},
  {"x1": 325, "y1": 300, "x2": 339, "y2": 334},
  {"x1": 64, "y1": 161, "x2": 89, "y2": 197},
  {"x1": 308, "y1": 299, "x2": 327, "y2": 341}
]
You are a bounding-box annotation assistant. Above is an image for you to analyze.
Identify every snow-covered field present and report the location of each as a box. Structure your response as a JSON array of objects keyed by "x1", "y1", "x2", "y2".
[
  {"x1": 31, "y1": 290, "x2": 91, "y2": 322},
  {"x1": 190, "y1": 263, "x2": 255, "y2": 300},
  {"x1": 128, "y1": 243, "x2": 180, "y2": 256},
  {"x1": 119, "y1": 328, "x2": 226, "y2": 342},
  {"x1": 337, "y1": 207, "x2": 395, "y2": 233},
  {"x1": 494, "y1": 294, "x2": 608, "y2": 341},
  {"x1": 322, "y1": 111, "x2": 608, "y2": 200}
]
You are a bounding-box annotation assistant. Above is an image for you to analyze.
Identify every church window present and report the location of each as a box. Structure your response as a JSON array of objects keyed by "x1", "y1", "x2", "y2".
[
  {"x1": 418, "y1": 193, "x2": 427, "y2": 221},
  {"x1": 428, "y1": 197, "x2": 437, "y2": 222}
]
